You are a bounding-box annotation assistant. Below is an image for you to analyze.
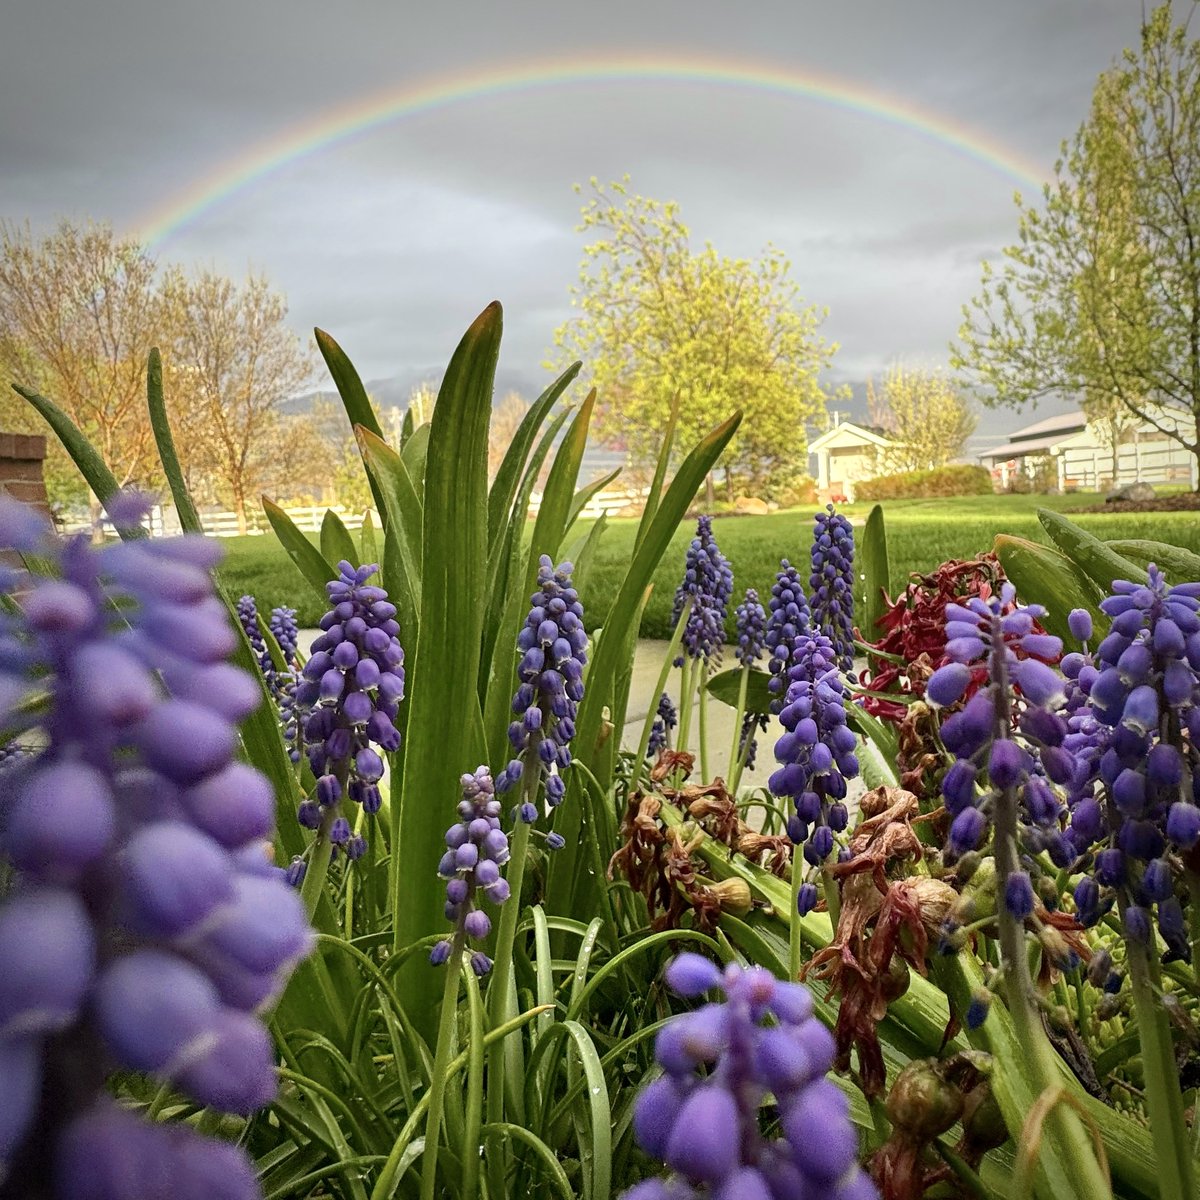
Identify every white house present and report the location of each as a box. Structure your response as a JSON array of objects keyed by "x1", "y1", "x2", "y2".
[
  {"x1": 979, "y1": 409, "x2": 1197, "y2": 491},
  {"x1": 808, "y1": 420, "x2": 895, "y2": 502}
]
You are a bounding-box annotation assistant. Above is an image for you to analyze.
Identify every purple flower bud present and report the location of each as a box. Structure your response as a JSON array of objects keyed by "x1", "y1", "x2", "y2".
[
  {"x1": 665, "y1": 1085, "x2": 740, "y2": 1183},
  {"x1": 948, "y1": 807, "x2": 987, "y2": 856},
  {"x1": 1123, "y1": 905, "x2": 1151, "y2": 943},
  {"x1": 6, "y1": 760, "x2": 116, "y2": 878},
  {"x1": 137, "y1": 701, "x2": 236, "y2": 785},
  {"x1": 632, "y1": 1073, "x2": 684, "y2": 1158},
  {"x1": 182, "y1": 763, "x2": 274, "y2": 849},
  {"x1": 120, "y1": 822, "x2": 234, "y2": 939},
  {"x1": 780, "y1": 1079, "x2": 858, "y2": 1182},
  {"x1": 1167, "y1": 802, "x2": 1200, "y2": 848},
  {"x1": 0, "y1": 888, "x2": 95, "y2": 1038},
  {"x1": 988, "y1": 739, "x2": 1024, "y2": 789},
  {"x1": 665, "y1": 953, "x2": 722, "y2": 997},
  {"x1": 1067, "y1": 609, "x2": 1093, "y2": 641},
  {"x1": 1004, "y1": 871, "x2": 1034, "y2": 919},
  {"x1": 94, "y1": 950, "x2": 219, "y2": 1075}
]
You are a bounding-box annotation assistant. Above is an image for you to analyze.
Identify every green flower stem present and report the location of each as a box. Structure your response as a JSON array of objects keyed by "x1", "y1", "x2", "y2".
[
  {"x1": 988, "y1": 643, "x2": 1110, "y2": 1200},
  {"x1": 788, "y1": 854, "x2": 803, "y2": 980},
  {"x1": 1119, "y1": 898, "x2": 1197, "y2": 1199},
  {"x1": 821, "y1": 863, "x2": 841, "y2": 938},
  {"x1": 300, "y1": 806, "x2": 337, "y2": 920},
  {"x1": 485, "y1": 764, "x2": 539, "y2": 1189},
  {"x1": 727, "y1": 663, "x2": 751, "y2": 792},
  {"x1": 420, "y1": 940, "x2": 465, "y2": 1200},
  {"x1": 994, "y1": 811, "x2": 1111, "y2": 1199},
  {"x1": 697, "y1": 659, "x2": 711, "y2": 781},
  {"x1": 633, "y1": 600, "x2": 691, "y2": 772},
  {"x1": 676, "y1": 656, "x2": 699, "y2": 762}
]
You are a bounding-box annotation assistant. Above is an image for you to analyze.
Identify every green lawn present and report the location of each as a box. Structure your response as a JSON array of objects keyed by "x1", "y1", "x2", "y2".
[{"x1": 219, "y1": 492, "x2": 1200, "y2": 636}]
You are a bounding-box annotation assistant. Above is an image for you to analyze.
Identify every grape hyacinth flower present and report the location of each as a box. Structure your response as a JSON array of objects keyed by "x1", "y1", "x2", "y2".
[
  {"x1": 0, "y1": 493, "x2": 312, "y2": 1199},
  {"x1": 648, "y1": 692, "x2": 678, "y2": 759},
  {"x1": 769, "y1": 631, "x2": 860, "y2": 868},
  {"x1": 237, "y1": 596, "x2": 301, "y2": 761},
  {"x1": 765, "y1": 560, "x2": 811, "y2": 713},
  {"x1": 294, "y1": 561, "x2": 405, "y2": 857},
  {"x1": 431, "y1": 767, "x2": 511, "y2": 976},
  {"x1": 236, "y1": 593, "x2": 271, "y2": 675},
  {"x1": 734, "y1": 588, "x2": 766, "y2": 665},
  {"x1": 670, "y1": 516, "x2": 734, "y2": 664},
  {"x1": 1062, "y1": 570, "x2": 1200, "y2": 957},
  {"x1": 738, "y1": 711, "x2": 768, "y2": 772},
  {"x1": 623, "y1": 954, "x2": 876, "y2": 1200},
  {"x1": 268, "y1": 606, "x2": 302, "y2": 764},
  {"x1": 925, "y1": 584, "x2": 1071, "y2": 886},
  {"x1": 810, "y1": 504, "x2": 856, "y2": 672},
  {"x1": 497, "y1": 556, "x2": 587, "y2": 822}
]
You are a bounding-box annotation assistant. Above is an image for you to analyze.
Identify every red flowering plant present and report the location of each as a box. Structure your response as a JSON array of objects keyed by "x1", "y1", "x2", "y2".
[{"x1": 859, "y1": 555, "x2": 1011, "y2": 723}]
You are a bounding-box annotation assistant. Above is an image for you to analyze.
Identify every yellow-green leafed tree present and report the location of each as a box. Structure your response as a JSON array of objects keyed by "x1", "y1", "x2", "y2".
[
  {"x1": 552, "y1": 177, "x2": 836, "y2": 500},
  {"x1": 867, "y1": 365, "x2": 977, "y2": 473},
  {"x1": 954, "y1": 4, "x2": 1200, "y2": 488}
]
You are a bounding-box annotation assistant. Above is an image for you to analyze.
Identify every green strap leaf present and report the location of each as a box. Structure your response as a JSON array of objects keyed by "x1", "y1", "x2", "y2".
[
  {"x1": 1037, "y1": 507, "x2": 1142, "y2": 595},
  {"x1": 1105, "y1": 538, "x2": 1200, "y2": 582},
  {"x1": 320, "y1": 508, "x2": 359, "y2": 569},
  {"x1": 263, "y1": 497, "x2": 336, "y2": 604},
  {"x1": 566, "y1": 467, "x2": 621, "y2": 531},
  {"x1": 12, "y1": 383, "x2": 125, "y2": 526},
  {"x1": 392, "y1": 302, "x2": 499, "y2": 1031},
  {"x1": 487, "y1": 362, "x2": 579, "y2": 552},
  {"x1": 706, "y1": 665, "x2": 772, "y2": 715},
  {"x1": 145, "y1": 348, "x2": 200, "y2": 534},
  {"x1": 994, "y1": 534, "x2": 1105, "y2": 647},
  {"x1": 859, "y1": 503, "x2": 890, "y2": 637}
]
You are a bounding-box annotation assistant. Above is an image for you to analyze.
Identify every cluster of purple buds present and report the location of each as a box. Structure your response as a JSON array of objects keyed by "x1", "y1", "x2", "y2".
[
  {"x1": 1061, "y1": 570, "x2": 1200, "y2": 957},
  {"x1": 431, "y1": 766, "x2": 511, "y2": 976},
  {"x1": 764, "y1": 561, "x2": 810, "y2": 713},
  {"x1": 237, "y1": 596, "x2": 301, "y2": 761},
  {"x1": 734, "y1": 588, "x2": 766, "y2": 666},
  {"x1": 739, "y1": 711, "x2": 769, "y2": 772},
  {"x1": 769, "y1": 633, "x2": 859, "y2": 873},
  {"x1": 0, "y1": 493, "x2": 312, "y2": 1197},
  {"x1": 295, "y1": 561, "x2": 404, "y2": 858},
  {"x1": 497, "y1": 557, "x2": 587, "y2": 827},
  {"x1": 925, "y1": 584, "x2": 1075, "y2": 912},
  {"x1": 269, "y1": 606, "x2": 302, "y2": 763},
  {"x1": 623, "y1": 954, "x2": 876, "y2": 1200},
  {"x1": 810, "y1": 505, "x2": 856, "y2": 672},
  {"x1": 671, "y1": 516, "x2": 734, "y2": 665},
  {"x1": 648, "y1": 692, "x2": 678, "y2": 759}
]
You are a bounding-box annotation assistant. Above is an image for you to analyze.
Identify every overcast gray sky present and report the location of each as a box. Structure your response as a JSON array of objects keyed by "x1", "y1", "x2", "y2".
[{"x1": 0, "y1": 1, "x2": 1162, "y2": 439}]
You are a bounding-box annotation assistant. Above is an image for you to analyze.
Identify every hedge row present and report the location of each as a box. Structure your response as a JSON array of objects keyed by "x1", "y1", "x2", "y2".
[{"x1": 855, "y1": 464, "x2": 994, "y2": 501}]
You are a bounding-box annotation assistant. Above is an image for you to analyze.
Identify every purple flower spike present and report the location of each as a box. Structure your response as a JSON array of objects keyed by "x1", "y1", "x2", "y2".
[
  {"x1": 765, "y1": 560, "x2": 812, "y2": 713},
  {"x1": 648, "y1": 691, "x2": 678, "y2": 759},
  {"x1": 769, "y1": 632, "x2": 859, "y2": 868},
  {"x1": 1064, "y1": 563, "x2": 1200, "y2": 966},
  {"x1": 622, "y1": 956, "x2": 875, "y2": 1200},
  {"x1": 810, "y1": 505, "x2": 856, "y2": 672},
  {"x1": 671, "y1": 516, "x2": 734, "y2": 664},
  {"x1": 0, "y1": 492, "x2": 307, "y2": 1197},
  {"x1": 296, "y1": 561, "x2": 405, "y2": 856},
  {"x1": 432, "y1": 767, "x2": 510, "y2": 974},
  {"x1": 734, "y1": 588, "x2": 767, "y2": 666},
  {"x1": 498, "y1": 557, "x2": 587, "y2": 855}
]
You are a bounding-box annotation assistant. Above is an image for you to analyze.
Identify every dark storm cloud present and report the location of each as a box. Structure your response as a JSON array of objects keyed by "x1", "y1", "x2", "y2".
[{"x1": 0, "y1": 0, "x2": 1160, "y2": 431}]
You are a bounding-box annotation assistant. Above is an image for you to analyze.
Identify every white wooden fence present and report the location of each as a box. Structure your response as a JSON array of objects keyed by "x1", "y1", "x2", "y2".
[{"x1": 56, "y1": 485, "x2": 650, "y2": 540}]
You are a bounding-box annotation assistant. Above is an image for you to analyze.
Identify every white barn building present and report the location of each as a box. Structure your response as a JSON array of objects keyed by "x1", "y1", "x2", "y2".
[{"x1": 979, "y1": 410, "x2": 1197, "y2": 491}]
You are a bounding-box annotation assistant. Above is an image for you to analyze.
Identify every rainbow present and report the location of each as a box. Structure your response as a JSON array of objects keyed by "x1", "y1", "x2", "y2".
[{"x1": 135, "y1": 53, "x2": 1049, "y2": 247}]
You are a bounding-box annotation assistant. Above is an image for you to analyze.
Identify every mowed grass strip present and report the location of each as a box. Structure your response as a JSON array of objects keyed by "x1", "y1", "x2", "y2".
[{"x1": 219, "y1": 492, "x2": 1200, "y2": 636}]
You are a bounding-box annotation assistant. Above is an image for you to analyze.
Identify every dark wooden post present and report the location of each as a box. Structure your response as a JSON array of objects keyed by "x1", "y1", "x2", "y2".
[{"x1": 0, "y1": 432, "x2": 49, "y2": 518}]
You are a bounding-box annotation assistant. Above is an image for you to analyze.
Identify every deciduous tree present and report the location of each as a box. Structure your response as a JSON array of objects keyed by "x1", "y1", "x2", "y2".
[
  {"x1": 954, "y1": 5, "x2": 1200, "y2": 487},
  {"x1": 160, "y1": 270, "x2": 314, "y2": 533},
  {"x1": 867, "y1": 365, "x2": 976, "y2": 473},
  {"x1": 552, "y1": 178, "x2": 835, "y2": 499},
  {"x1": 0, "y1": 220, "x2": 163, "y2": 503}
]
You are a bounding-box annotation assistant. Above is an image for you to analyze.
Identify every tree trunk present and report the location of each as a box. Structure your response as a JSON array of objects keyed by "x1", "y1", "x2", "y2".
[
  {"x1": 234, "y1": 490, "x2": 248, "y2": 536},
  {"x1": 705, "y1": 472, "x2": 716, "y2": 509}
]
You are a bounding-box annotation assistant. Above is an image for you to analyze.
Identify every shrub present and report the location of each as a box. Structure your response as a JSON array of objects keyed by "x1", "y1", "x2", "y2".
[{"x1": 856, "y1": 463, "x2": 994, "y2": 500}]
